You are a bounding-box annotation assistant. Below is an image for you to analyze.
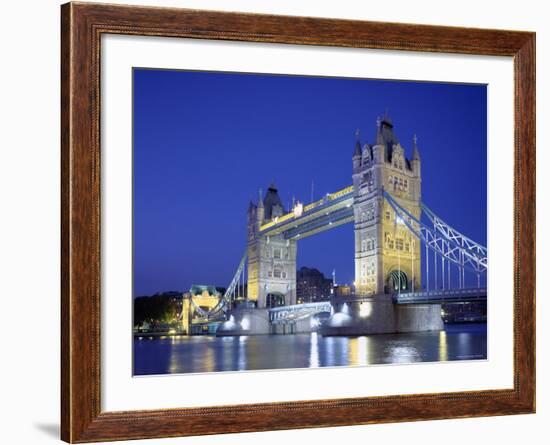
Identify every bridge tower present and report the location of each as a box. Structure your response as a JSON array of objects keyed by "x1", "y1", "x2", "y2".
[
  {"x1": 247, "y1": 184, "x2": 297, "y2": 308},
  {"x1": 352, "y1": 116, "x2": 422, "y2": 296}
]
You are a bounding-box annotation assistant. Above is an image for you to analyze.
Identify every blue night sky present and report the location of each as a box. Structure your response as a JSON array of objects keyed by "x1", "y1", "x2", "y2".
[{"x1": 133, "y1": 69, "x2": 487, "y2": 296}]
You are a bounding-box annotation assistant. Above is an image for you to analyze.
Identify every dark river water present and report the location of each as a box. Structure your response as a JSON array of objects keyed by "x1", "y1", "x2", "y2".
[{"x1": 133, "y1": 323, "x2": 487, "y2": 375}]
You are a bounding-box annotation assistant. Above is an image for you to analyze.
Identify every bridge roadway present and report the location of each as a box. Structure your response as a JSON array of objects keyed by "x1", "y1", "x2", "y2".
[
  {"x1": 259, "y1": 185, "x2": 354, "y2": 240},
  {"x1": 266, "y1": 289, "x2": 486, "y2": 324},
  {"x1": 268, "y1": 301, "x2": 332, "y2": 324},
  {"x1": 392, "y1": 287, "x2": 487, "y2": 304}
]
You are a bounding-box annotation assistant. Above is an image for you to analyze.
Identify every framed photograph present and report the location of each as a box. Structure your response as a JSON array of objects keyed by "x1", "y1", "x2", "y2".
[{"x1": 61, "y1": 2, "x2": 535, "y2": 442}]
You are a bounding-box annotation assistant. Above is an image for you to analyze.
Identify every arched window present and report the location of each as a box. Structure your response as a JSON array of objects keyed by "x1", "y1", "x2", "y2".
[
  {"x1": 396, "y1": 238, "x2": 404, "y2": 250},
  {"x1": 266, "y1": 293, "x2": 285, "y2": 308},
  {"x1": 387, "y1": 270, "x2": 408, "y2": 292}
]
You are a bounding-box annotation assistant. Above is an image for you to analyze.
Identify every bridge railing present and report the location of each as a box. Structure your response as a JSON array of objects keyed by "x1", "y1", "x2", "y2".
[
  {"x1": 259, "y1": 185, "x2": 354, "y2": 232},
  {"x1": 393, "y1": 287, "x2": 487, "y2": 304},
  {"x1": 268, "y1": 301, "x2": 332, "y2": 322},
  {"x1": 259, "y1": 212, "x2": 295, "y2": 231},
  {"x1": 397, "y1": 287, "x2": 486, "y2": 297}
]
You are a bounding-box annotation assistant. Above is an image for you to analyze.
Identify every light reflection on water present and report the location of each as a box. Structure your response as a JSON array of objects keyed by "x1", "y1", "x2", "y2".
[
  {"x1": 134, "y1": 324, "x2": 486, "y2": 376},
  {"x1": 309, "y1": 332, "x2": 320, "y2": 368}
]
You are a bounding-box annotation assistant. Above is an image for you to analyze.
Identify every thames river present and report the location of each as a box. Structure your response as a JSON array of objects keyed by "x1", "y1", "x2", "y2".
[{"x1": 133, "y1": 323, "x2": 486, "y2": 375}]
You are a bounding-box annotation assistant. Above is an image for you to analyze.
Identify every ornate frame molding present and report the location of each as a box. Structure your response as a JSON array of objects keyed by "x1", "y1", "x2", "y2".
[{"x1": 61, "y1": 2, "x2": 535, "y2": 442}]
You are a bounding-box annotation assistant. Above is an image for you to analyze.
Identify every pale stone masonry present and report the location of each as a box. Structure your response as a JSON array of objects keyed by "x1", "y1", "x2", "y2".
[
  {"x1": 247, "y1": 185, "x2": 297, "y2": 308},
  {"x1": 352, "y1": 116, "x2": 422, "y2": 296}
]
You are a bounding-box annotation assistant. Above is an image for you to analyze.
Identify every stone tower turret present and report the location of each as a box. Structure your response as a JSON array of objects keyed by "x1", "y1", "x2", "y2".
[
  {"x1": 411, "y1": 134, "x2": 421, "y2": 178},
  {"x1": 353, "y1": 115, "x2": 422, "y2": 296},
  {"x1": 247, "y1": 184, "x2": 297, "y2": 308},
  {"x1": 256, "y1": 188, "x2": 265, "y2": 227},
  {"x1": 353, "y1": 128, "x2": 362, "y2": 173}
]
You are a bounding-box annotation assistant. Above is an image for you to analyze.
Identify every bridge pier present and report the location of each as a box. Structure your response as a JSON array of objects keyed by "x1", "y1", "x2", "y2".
[
  {"x1": 322, "y1": 294, "x2": 443, "y2": 336},
  {"x1": 271, "y1": 317, "x2": 320, "y2": 335},
  {"x1": 395, "y1": 303, "x2": 443, "y2": 332},
  {"x1": 216, "y1": 296, "x2": 443, "y2": 337},
  {"x1": 216, "y1": 306, "x2": 324, "y2": 336},
  {"x1": 216, "y1": 308, "x2": 271, "y2": 336}
]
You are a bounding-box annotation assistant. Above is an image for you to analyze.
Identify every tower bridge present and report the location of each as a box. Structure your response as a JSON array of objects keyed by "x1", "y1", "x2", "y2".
[{"x1": 188, "y1": 115, "x2": 487, "y2": 336}]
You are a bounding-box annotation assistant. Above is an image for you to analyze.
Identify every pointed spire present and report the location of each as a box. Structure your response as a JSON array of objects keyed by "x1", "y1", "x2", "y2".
[
  {"x1": 412, "y1": 134, "x2": 420, "y2": 160},
  {"x1": 382, "y1": 108, "x2": 394, "y2": 126},
  {"x1": 353, "y1": 128, "x2": 362, "y2": 157},
  {"x1": 376, "y1": 116, "x2": 384, "y2": 144},
  {"x1": 258, "y1": 188, "x2": 264, "y2": 208}
]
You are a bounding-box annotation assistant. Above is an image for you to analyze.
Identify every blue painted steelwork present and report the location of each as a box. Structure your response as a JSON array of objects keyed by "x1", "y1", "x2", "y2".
[
  {"x1": 259, "y1": 188, "x2": 353, "y2": 239},
  {"x1": 195, "y1": 251, "x2": 248, "y2": 319},
  {"x1": 383, "y1": 190, "x2": 487, "y2": 274},
  {"x1": 282, "y1": 206, "x2": 354, "y2": 239},
  {"x1": 393, "y1": 287, "x2": 487, "y2": 304},
  {"x1": 269, "y1": 301, "x2": 332, "y2": 324}
]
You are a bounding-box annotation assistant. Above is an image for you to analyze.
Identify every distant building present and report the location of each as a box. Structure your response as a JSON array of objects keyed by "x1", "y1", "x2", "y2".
[
  {"x1": 153, "y1": 290, "x2": 183, "y2": 298},
  {"x1": 184, "y1": 285, "x2": 224, "y2": 312},
  {"x1": 181, "y1": 284, "x2": 226, "y2": 333},
  {"x1": 333, "y1": 284, "x2": 352, "y2": 298},
  {"x1": 442, "y1": 302, "x2": 487, "y2": 323},
  {"x1": 188, "y1": 285, "x2": 224, "y2": 298},
  {"x1": 296, "y1": 267, "x2": 333, "y2": 303}
]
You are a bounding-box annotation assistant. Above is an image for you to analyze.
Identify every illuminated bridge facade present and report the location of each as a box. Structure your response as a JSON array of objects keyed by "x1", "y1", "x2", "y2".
[
  {"x1": 245, "y1": 116, "x2": 428, "y2": 309},
  {"x1": 200, "y1": 115, "x2": 487, "y2": 327}
]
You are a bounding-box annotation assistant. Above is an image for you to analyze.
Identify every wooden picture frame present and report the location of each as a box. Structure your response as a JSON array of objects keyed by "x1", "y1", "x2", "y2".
[{"x1": 61, "y1": 2, "x2": 535, "y2": 442}]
